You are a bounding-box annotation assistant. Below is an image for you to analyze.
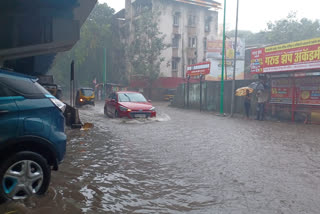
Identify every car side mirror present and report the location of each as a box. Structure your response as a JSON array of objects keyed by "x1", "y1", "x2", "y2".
[
  {"x1": 111, "y1": 99, "x2": 116, "y2": 102},
  {"x1": 148, "y1": 99, "x2": 152, "y2": 102}
]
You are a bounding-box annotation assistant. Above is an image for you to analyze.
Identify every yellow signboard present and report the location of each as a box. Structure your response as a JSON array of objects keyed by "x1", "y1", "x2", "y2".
[{"x1": 265, "y1": 37, "x2": 320, "y2": 53}]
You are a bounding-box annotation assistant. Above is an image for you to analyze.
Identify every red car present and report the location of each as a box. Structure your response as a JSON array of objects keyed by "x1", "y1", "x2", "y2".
[{"x1": 104, "y1": 91, "x2": 156, "y2": 118}]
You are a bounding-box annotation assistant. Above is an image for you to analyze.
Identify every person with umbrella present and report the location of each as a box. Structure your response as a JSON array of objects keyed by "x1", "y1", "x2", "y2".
[
  {"x1": 235, "y1": 87, "x2": 253, "y2": 119},
  {"x1": 244, "y1": 89, "x2": 251, "y2": 119}
]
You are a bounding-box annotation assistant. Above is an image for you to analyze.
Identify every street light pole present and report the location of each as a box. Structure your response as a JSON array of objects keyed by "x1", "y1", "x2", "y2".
[
  {"x1": 220, "y1": 0, "x2": 227, "y2": 115},
  {"x1": 231, "y1": 0, "x2": 240, "y2": 117}
]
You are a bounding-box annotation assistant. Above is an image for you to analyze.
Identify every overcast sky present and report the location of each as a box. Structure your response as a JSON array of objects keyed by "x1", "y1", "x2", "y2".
[{"x1": 101, "y1": 0, "x2": 319, "y2": 33}]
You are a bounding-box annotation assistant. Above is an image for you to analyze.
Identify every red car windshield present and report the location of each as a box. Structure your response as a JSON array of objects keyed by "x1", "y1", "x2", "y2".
[{"x1": 118, "y1": 93, "x2": 147, "y2": 102}]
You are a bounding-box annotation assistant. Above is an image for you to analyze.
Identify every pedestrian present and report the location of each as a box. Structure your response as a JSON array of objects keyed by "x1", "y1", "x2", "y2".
[
  {"x1": 98, "y1": 88, "x2": 102, "y2": 101},
  {"x1": 256, "y1": 89, "x2": 269, "y2": 121},
  {"x1": 244, "y1": 89, "x2": 251, "y2": 119}
]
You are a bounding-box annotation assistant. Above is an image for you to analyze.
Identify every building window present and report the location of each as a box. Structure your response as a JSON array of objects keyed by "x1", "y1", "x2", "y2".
[
  {"x1": 188, "y1": 58, "x2": 196, "y2": 65},
  {"x1": 205, "y1": 16, "x2": 212, "y2": 32},
  {"x1": 172, "y1": 58, "x2": 179, "y2": 70},
  {"x1": 172, "y1": 60, "x2": 178, "y2": 70},
  {"x1": 172, "y1": 34, "x2": 180, "y2": 48},
  {"x1": 188, "y1": 37, "x2": 197, "y2": 48},
  {"x1": 203, "y1": 38, "x2": 207, "y2": 51},
  {"x1": 188, "y1": 15, "x2": 196, "y2": 27},
  {"x1": 172, "y1": 61, "x2": 178, "y2": 71},
  {"x1": 173, "y1": 12, "x2": 180, "y2": 26},
  {"x1": 205, "y1": 20, "x2": 210, "y2": 32}
]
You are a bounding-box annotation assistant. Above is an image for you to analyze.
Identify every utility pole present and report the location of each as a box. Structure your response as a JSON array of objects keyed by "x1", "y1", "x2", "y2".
[
  {"x1": 220, "y1": 0, "x2": 227, "y2": 115},
  {"x1": 182, "y1": 33, "x2": 186, "y2": 107},
  {"x1": 231, "y1": 0, "x2": 240, "y2": 117},
  {"x1": 103, "y1": 47, "x2": 107, "y2": 99},
  {"x1": 70, "y1": 60, "x2": 75, "y2": 107},
  {"x1": 182, "y1": 33, "x2": 185, "y2": 78}
]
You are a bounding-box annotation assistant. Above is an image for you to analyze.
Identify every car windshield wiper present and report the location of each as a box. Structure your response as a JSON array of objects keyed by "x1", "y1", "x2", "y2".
[{"x1": 124, "y1": 94, "x2": 131, "y2": 102}]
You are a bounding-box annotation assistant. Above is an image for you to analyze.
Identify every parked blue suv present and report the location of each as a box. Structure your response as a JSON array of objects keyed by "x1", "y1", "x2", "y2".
[{"x1": 0, "y1": 69, "x2": 66, "y2": 202}]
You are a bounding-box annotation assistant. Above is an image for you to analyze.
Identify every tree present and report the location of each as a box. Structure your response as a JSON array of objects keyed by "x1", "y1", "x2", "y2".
[
  {"x1": 265, "y1": 12, "x2": 320, "y2": 45},
  {"x1": 49, "y1": 3, "x2": 127, "y2": 91},
  {"x1": 226, "y1": 30, "x2": 254, "y2": 40},
  {"x1": 127, "y1": 7, "x2": 168, "y2": 97},
  {"x1": 227, "y1": 12, "x2": 320, "y2": 47}
]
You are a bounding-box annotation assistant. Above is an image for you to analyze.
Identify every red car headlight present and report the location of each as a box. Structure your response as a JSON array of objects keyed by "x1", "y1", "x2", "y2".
[{"x1": 120, "y1": 106, "x2": 131, "y2": 112}]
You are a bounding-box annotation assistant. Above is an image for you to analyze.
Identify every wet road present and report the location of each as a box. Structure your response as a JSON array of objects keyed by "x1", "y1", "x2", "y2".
[{"x1": 1, "y1": 102, "x2": 320, "y2": 214}]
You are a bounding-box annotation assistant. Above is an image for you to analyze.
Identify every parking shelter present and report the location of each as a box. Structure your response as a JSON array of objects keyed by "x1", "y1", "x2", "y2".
[
  {"x1": 259, "y1": 71, "x2": 320, "y2": 123},
  {"x1": 250, "y1": 37, "x2": 320, "y2": 123}
]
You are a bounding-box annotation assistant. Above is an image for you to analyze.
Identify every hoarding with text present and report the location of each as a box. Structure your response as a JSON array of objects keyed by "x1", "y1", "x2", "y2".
[
  {"x1": 186, "y1": 61, "x2": 211, "y2": 77},
  {"x1": 251, "y1": 37, "x2": 320, "y2": 74}
]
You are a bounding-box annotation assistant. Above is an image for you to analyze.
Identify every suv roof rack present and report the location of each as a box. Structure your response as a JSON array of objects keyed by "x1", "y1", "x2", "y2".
[
  {"x1": 0, "y1": 67, "x2": 14, "y2": 72},
  {"x1": 0, "y1": 68, "x2": 37, "y2": 81}
]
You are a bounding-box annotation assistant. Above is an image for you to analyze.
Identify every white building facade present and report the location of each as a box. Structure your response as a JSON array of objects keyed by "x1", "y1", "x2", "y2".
[{"x1": 124, "y1": 0, "x2": 221, "y2": 78}]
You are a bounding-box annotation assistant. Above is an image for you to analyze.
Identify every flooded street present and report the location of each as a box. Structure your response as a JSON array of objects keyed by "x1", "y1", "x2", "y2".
[{"x1": 1, "y1": 102, "x2": 320, "y2": 214}]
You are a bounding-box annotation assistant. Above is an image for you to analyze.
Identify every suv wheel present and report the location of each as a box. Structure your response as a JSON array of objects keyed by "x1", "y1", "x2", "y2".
[{"x1": 0, "y1": 151, "x2": 51, "y2": 203}]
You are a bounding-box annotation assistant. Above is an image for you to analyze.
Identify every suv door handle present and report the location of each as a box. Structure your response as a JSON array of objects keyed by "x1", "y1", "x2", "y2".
[{"x1": 0, "y1": 110, "x2": 9, "y2": 115}]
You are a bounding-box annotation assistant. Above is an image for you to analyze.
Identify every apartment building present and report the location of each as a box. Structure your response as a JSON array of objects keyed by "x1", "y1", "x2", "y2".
[{"x1": 124, "y1": 0, "x2": 221, "y2": 78}]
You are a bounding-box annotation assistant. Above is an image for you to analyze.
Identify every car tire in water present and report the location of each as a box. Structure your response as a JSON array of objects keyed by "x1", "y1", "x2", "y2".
[
  {"x1": 114, "y1": 110, "x2": 119, "y2": 118},
  {"x1": 0, "y1": 151, "x2": 51, "y2": 203},
  {"x1": 104, "y1": 106, "x2": 110, "y2": 117}
]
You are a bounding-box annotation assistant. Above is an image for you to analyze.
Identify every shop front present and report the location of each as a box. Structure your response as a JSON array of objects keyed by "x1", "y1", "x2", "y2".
[{"x1": 251, "y1": 37, "x2": 320, "y2": 123}]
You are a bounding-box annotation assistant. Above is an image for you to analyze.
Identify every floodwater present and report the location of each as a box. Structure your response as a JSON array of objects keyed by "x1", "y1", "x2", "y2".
[{"x1": 1, "y1": 102, "x2": 320, "y2": 214}]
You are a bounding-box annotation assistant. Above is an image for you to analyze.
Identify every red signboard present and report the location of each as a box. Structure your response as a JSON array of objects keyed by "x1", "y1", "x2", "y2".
[
  {"x1": 186, "y1": 61, "x2": 211, "y2": 77},
  {"x1": 270, "y1": 79, "x2": 293, "y2": 104},
  {"x1": 251, "y1": 37, "x2": 320, "y2": 73}
]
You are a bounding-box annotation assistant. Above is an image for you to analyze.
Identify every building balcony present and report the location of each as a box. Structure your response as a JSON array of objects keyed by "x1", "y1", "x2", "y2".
[
  {"x1": 171, "y1": 70, "x2": 178, "y2": 77},
  {"x1": 187, "y1": 26, "x2": 197, "y2": 35},
  {"x1": 172, "y1": 48, "x2": 179, "y2": 57},
  {"x1": 173, "y1": 26, "x2": 180, "y2": 34},
  {"x1": 187, "y1": 48, "x2": 197, "y2": 58}
]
